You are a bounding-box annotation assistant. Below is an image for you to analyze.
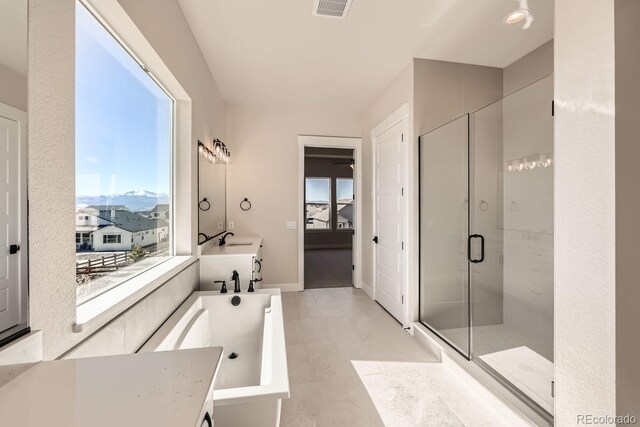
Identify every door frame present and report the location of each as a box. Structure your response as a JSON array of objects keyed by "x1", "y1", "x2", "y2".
[
  {"x1": 370, "y1": 104, "x2": 409, "y2": 326},
  {"x1": 0, "y1": 101, "x2": 29, "y2": 345},
  {"x1": 297, "y1": 135, "x2": 362, "y2": 292}
]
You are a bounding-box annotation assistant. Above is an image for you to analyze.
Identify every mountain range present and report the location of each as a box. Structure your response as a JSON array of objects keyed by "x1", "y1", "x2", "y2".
[{"x1": 76, "y1": 190, "x2": 170, "y2": 212}]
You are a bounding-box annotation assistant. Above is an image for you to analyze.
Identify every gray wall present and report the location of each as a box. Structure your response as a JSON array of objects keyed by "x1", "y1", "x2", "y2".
[
  {"x1": 225, "y1": 106, "x2": 361, "y2": 286},
  {"x1": 503, "y1": 40, "x2": 554, "y2": 97},
  {"x1": 615, "y1": 0, "x2": 640, "y2": 419},
  {"x1": 414, "y1": 58, "x2": 503, "y2": 330},
  {"x1": 0, "y1": 63, "x2": 27, "y2": 111}
]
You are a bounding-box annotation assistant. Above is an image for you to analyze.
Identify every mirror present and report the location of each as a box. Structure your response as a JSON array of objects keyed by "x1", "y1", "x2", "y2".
[
  {"x1": 0, "y1": 0, "x2": 28, "y2": 344},
  {"x1": 198, "y1": 140, "x2": 227, "y2": 244}
]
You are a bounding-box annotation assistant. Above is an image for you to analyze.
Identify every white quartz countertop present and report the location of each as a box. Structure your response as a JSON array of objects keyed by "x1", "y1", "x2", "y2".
[
  {"x1": 0, "y1": 347, "x2": 223, "y2": 427},
  {"x1": 199, "y1": 236, "x2": 262, "y2": 257}
]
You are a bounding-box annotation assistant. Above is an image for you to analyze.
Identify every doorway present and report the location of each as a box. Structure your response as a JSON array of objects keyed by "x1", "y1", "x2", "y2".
[
  {"x1": 297, "y1": 136, "x2": 362, "y2": 291},
  {"x1": 0, "y1": 102, "x2": 28, "y2": 346},
  {"x1": 371, "y1": 110, "x2": 408, "y2": 324}
]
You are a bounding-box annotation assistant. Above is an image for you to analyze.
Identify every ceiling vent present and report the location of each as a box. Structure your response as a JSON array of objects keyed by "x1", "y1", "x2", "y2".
[{"x1": 312, "y1": 0, "x2": 353, "y2": 19}]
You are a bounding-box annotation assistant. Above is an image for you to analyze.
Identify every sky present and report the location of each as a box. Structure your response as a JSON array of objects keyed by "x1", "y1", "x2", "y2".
[
  {"x1": 75, "y1": 4, "x2": 172, "y2": 197},
  {"x1": 306, "y1": 178, "x2": 353, "y2": 203}
]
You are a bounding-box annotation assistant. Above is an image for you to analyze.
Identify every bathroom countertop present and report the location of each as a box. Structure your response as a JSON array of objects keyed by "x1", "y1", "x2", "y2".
[
  {"x1": 199, "y1": 236, "x2": 262, "y2": 257},
  {"x1": 0, "y1": 347, "x2": 223, "y2": 427}
]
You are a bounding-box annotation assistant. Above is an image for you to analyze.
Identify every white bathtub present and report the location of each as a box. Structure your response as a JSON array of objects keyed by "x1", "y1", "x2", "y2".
[{"x1": 139, "y1": 289, "x2": 290, "y2": 427}]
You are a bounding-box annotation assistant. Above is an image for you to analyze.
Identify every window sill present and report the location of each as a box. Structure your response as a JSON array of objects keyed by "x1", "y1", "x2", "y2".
[{"x1": 74, "y1": 256, "x2": 197, "y2": 333}]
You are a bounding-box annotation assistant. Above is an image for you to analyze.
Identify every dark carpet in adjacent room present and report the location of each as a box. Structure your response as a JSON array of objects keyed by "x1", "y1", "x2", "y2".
[{"x1": 304, "y1": 249, "x2": 353, "y2": 288}]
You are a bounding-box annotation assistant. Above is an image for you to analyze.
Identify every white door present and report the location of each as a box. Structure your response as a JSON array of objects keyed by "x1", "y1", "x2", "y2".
[
  {"x1": 374, "y1": 119, "x2": 406, "y2": 322},
  {"x1": 0, "y1": 115, "x2": 21, "y2": 334}
]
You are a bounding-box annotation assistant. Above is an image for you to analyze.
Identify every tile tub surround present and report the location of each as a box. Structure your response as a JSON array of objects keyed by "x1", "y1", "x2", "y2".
[{"x1": 281, "y1": 288, "x2": 511, "y2": 426}]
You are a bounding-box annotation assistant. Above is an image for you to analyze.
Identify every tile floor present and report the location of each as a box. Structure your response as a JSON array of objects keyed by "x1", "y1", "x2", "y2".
[{"x1": 281, "y1": 287, "x2": 512, "y2": 426}]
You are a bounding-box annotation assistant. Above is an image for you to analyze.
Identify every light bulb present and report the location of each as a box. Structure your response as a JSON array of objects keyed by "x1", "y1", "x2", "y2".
[{"x1": 506, "y1": 9, "x2": 529, "y2": 24}]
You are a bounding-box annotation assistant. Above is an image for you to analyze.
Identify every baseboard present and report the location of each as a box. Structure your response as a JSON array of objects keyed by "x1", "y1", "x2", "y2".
[
  {"x1": 261, "y1": 282, "x2": 302, "y2": 292},
  {"x1": 360, "y1": 281, "x2": 373, "y2": 299},
  {"x1": 413, "y1": 322, "x2": 550, "y2": 427}
]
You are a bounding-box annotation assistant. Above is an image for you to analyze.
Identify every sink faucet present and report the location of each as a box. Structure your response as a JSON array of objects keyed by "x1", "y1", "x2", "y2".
[
  {"x1": 219, "y1": 232, "x2": 235, "y2": 246},
  {"x1": 231, "y1": 270, "x2": 241, "y2": 293}
]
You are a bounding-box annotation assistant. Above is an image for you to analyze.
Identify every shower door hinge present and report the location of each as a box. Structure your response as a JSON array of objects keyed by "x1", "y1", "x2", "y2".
[
  {"x1": 352, "y1": 265, "x2": 354, "y2": 271},
  {"x1": 551, "y1": 380, "x2": 555, "y2": 398},
  {"x1": 401, "y1": 133, "x2": 404, "y2": 142},
  {"x1": 401, "y1": 187, "x2": 404, "y2": 196},
  {"x1": 401, "y1": 241, "x2": 404, "y2": 250},
  {"x1": 402, "y1": 295, "x2": 404, "y2": 304},
  {"x1": 552, "y1": 100, "x2": 555, "y2": 116}
]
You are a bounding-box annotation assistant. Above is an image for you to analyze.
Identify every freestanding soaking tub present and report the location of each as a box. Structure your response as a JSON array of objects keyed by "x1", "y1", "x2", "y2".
[{"x1": 140, "y1": 289, "x2": 289, "y2": 427}]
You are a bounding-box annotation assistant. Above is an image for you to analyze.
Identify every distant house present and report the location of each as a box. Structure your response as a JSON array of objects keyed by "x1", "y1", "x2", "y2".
[
  {"x1": 76, "y1": 206, "x2": 120, "y2": 250},
  {"x1": 306, "y1": 202, "x2": 353, "y2": 229},
  {"x1": 337, "y1": 203, "x2": 353, "y2": 229},
  {"x1": 76, "y1": 205, "x2": 169, "y2": 252},
  {"x1": 137, "y1": 204, "x2": 170, "y2": 220}
]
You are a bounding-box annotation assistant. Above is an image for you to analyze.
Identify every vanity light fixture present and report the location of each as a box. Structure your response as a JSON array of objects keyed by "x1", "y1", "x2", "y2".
[
  {"x1": 199, "y1": 139, "x2": 231, "y2": 164},
  {"x1": 506, "y1": 0, "x2": 533, "y2": 29}
]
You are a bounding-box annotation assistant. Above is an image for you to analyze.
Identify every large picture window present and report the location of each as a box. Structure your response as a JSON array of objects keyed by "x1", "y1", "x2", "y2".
[
  {"x1": 75, "y1": 2, "x2": 173, "y2": 304},
  {"x1": 305, "y1": 178, "x2": 331, "y2": 230}
]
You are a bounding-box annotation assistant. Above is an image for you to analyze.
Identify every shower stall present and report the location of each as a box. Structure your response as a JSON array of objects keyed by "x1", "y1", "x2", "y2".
[{"x1": 419, "y1": 75, "x2": 554, "y2": 417}]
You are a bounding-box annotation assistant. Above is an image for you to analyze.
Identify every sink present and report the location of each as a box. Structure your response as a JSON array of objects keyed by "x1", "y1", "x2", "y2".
[{"x1": 225, "y1": 243, "x2": 253, "y2": 247}]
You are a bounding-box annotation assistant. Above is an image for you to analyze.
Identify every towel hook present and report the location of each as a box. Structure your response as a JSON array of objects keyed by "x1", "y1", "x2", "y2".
[{"x1": 240, "y1": 198, "x2": 252, "y2": 211}]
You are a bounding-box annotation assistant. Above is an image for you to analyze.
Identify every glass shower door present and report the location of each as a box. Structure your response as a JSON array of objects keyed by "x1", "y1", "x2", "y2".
[
  {"x1": 419, "y1": 115, "x2": 470, "y2": 357},
  {"x1": 470, "y1": 75, "x2": 554, "y2": 416}
]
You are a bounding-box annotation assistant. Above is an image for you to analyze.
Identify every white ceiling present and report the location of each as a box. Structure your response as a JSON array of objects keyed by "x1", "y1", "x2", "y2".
[
  {"x1": 178, "y1": 0, "x2": 553, "y2": 113},
  {"x1": 0, "y1": 0, "x2": 27, "y2": 76}
]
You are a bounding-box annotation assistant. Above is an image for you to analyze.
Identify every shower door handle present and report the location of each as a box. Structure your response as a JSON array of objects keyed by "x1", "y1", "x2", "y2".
[{"x1": 468, "y1": 234, "x2": 485, "y2": 263}]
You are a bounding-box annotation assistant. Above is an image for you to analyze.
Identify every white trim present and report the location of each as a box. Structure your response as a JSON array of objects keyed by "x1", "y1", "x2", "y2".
[
  {"x1": 0, "y1": 102, "x2": 28, "y2": 336},
  {"x1": 74, "y1": 256, "x2": 197, "y2": 332},
  {"x1": 297, "y1": 135, "x2": 362, "y2": 292},
  {"x1": 360, "y1": 281, "x2": 374, "y2": 299},
  {"x1": 370, "y1": 104, "x2": 410, "y2": 326}
]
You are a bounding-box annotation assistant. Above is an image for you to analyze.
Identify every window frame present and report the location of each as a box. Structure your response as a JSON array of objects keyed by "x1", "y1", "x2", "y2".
[
  {"x1": 304, "y1": 176, "x2": 333, "y2": 232},
  {"x1": 102, "y1": 234, "x2": 122, "y2": 244},
  {"x1": 335, "y1": 177, "x2": 354, "y2": 232},
  {"x1": 75, "y1": 0, "x2": 176, "y2": 305}
]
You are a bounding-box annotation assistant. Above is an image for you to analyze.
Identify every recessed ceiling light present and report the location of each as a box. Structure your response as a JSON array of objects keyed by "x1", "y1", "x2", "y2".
[{"x1": 506, "y1": 9, "x2": 530, "y2": 25}]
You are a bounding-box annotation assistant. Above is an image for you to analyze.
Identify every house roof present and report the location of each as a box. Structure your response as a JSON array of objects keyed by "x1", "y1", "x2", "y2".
[
  {"x1": 338, "y1": 204, "x2": 353, "y2": 223},
  {"x1": 96, "y1": 209, "x2": 164, "y2": 233},
  {"x1": 150, "y1": 204, "x2": 170, "y2": 213},
  {"x1": 87, "y1": 204, "x2": 130, "y2": 212}
]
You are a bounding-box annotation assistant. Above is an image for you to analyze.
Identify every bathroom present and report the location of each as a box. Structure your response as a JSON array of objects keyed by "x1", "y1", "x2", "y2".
[{"x1": 0, "y1": 0, "x2": 638, "y2": 426}]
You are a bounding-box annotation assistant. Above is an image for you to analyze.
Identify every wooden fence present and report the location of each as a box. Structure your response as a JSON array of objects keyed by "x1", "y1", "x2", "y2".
[{"x1": 76, "y1": 252, "x2": 128, "y2": 275}]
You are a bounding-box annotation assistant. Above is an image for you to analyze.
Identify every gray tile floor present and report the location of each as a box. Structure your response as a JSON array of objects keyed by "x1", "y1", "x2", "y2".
[{"x1": 281, "y1": 288, "x2": 511, "y2": 426}]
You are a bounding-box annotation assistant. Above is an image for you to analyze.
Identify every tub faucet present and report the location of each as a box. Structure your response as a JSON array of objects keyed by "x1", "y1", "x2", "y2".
[
  {"x1": 219, "y1": 232, "x2": 235, "y2": 246},
  {"x1": 214, "y1": 280, "x2": 227, "y2": 294},
  {"x1": 231, "y1": 270, "x2": 241, "y2": 293}
]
